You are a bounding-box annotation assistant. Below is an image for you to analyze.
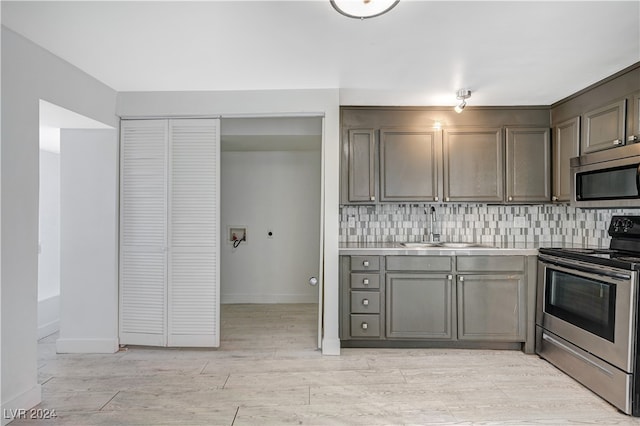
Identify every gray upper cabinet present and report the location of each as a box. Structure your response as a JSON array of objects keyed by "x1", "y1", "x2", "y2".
[
  {"x1": 630, "y1": 91, "x2": 640, "y2": 144},
  {"x1": 346, "y1": 129, "x2": 376, "y2": 203},
  {"x1": 552, "y1": 117, "x2": 580, "y2": 202},
  {"x1": 582, "y1": 99, "x2": 627, "y2": 154},
  {"x1": 379, "y1": 128, "x2": 442, "y2": 202},
  {"x1": 443, "y1": 127, "x2": 504, "y2": 202},
  {"x1": 505, "y1": 127, "x2": 551, "y2": 203}
]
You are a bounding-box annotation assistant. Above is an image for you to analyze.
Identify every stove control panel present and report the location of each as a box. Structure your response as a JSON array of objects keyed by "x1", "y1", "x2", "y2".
[{"x1": 609, "y1": 216, "x2": 640, "y2": 236}]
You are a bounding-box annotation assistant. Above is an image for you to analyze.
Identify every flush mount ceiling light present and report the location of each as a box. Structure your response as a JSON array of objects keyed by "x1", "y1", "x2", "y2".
[
  {"x1": 454, "y1": 89, "x2": 472, "y2": 113},
  {"x1": 330, "y1": 0, "x2": 400, "y2": 19}
]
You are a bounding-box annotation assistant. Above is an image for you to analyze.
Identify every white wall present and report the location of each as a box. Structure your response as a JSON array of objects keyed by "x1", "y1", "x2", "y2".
[
  {"x1": 1, "y1": 26, "x2": 118, "y2": 422},
  {"x1": 117, "y1": 89, "x2": 341, "y2": 355},
  {"x1": 57, "y1": 129, "x2": 118, "y2": 353},
  {"x1": 38, "y1": 146, "x2": 61, "y2": 338},
  {"x1": 221, "y1": 149, "x2": 321, "y2": 303}
]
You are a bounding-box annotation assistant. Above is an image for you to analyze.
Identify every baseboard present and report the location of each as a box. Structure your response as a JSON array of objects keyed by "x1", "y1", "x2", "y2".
[
  {"x1": 37, "y1": 296, "x2": 60, "y2": 339},
  {"x1": 221, "y1": 294, "x2": 319, "y2": 304},
  {"x1": 1, "y1": 384, "x2": 42, "y2": 426},
  {"x1": 321, "y1": 337, "x2": 341, "y2": 356},
  {"x1": 38, "y1": 319, "x2": 59, "y2": 340},
  {"x1": 56, "y1": 337, "x2": 119, "y2": 354}
]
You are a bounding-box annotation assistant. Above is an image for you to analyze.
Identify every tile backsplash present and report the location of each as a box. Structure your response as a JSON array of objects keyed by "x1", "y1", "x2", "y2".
[{"x1": 339, "y1": 203, "x2": 640, "y2": 247}]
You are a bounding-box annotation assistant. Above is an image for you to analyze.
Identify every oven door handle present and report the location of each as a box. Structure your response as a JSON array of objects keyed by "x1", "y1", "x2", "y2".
[{"x1": 539, "y1": 255, "x2": 632, "y2": 282}]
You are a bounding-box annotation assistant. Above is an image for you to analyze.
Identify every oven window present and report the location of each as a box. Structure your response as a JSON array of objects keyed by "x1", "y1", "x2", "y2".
[
  {"x1": 576, "y1": 164, "x2": 639, "y2": 201},
  {"x1": 545, "y1": 268, "x2": 616, "y2": 342}
]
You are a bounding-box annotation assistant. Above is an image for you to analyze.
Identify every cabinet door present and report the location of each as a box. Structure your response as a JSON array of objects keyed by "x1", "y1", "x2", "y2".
[
  {"x1": 386, "y1": 273, "x2": 454, "y2": 339},
  {"x1": 379, "y1": 128, "x2": 441, "y2": 202},
  {"x1": 443, "y1": 128, "x2": 503, "y2": 202},
  {"x1": 346, "y1": 129, "x2": 376, "y2": 203},
  {"x1": 630, "y1": 92, "x2": 640, "y2": 144},
  {"x1": 552, "y1": 117, "x2": 580, "y2": 202},
  {"x1": 457, "y1": 274, "x2": 525, "y2": 341},
  {"x1": 119, "y1": 119, "x2": 169, "y2": 347},
  {"x1": 582, "y1": 99, "x2": 627, "y2": 153},
  {"x1": 505, "y1": 127, "x2": 551, "y2": 203}
]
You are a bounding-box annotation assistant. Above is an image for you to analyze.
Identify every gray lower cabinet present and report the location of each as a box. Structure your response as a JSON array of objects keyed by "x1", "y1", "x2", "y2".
[
  {"x1": 505, "y1": 127, "x2": 551, "y2": 203},
  {"x1": 340, "y1": 254, "x2": 532, "y2": 349},
  {"x1": 340, "y1": 255, "x2": 383, "y2": 340},
  {"x1": 379, "y1": 128, "x2": 442, "y2": 202},
  {"x1": 582, "y1": 99, "x2": 627, "y2": 153},
  {"x1": 386, "y1": 273, "x2": 454, "y2": 339},
  {"x1": 443, "y1": 127, "x2": 504, "y2": 202},
  {"x1": 552, "y1": 117, "x2": 580, "y2": 202},
  {"x1": 456, "y1": 273, "x2": 526, "y2": 341}
]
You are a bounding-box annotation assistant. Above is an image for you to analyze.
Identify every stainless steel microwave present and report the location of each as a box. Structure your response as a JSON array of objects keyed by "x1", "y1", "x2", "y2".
[{"x1": 571, "y1": 144, "x2": 640, "y2": 208}]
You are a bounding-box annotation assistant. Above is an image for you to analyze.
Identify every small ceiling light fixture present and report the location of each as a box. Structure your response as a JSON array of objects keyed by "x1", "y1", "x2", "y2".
[
  {"x1": 330, "y1": 0, "x2": 400, "y2": 19},
  {"x1": 454, "y1": 89, "x2": 472, "y2": 113}
]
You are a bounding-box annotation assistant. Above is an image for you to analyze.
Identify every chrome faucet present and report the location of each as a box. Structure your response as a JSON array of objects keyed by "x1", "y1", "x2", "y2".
[{"x1": 426, "y1": 206, "x2": 440, "y2": 243}]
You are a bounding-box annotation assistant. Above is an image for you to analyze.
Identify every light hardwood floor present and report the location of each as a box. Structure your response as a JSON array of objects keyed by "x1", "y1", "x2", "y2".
[{"x1": 12, "y1": 303, "x2": 640, "y2": 425}]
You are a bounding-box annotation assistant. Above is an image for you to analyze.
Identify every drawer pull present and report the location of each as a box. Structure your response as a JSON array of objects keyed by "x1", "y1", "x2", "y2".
[
  {"x1": 363, "y1": 278, "x2": 369, "y2": 285},
  {"x1": 362, "y1": 298, "x2": 369, "y2": 306},
  {"x1": 613, "y1": 139, "x2": 623, "y2": 146},
  {"x1": 363, "y1": 260, "x2": 370, "y2": 267},
  {"x1": 361, "y1": 322, "x2": 368, "y2": 330},
  {"x1": 370, "y1": 195, "x2": 375, "y2": 201},
  {"x1": 447, "y1": 275, "x2": 453, "y2": 280},
  {"x1": 459, "y1": 276, "x2": 465, "y2": 282}
]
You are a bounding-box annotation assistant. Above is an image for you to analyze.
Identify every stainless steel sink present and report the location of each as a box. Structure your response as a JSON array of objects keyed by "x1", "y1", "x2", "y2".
[
  {"x1": 400, "y1": 242, "x2": 492, "y2": 248},
  {"x1": 400, "y1": 242, "x2": 440, "y2": 248},
  {"x1": 438, "y1": 242, "x2": 488, "y2": 248}
]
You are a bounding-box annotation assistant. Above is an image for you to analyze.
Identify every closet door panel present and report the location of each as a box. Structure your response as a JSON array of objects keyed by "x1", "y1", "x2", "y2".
[
  {"x1": 119, "y1": 119, "x2": 168, "y2": 346},
  {"x1": 168, "y1": 119, "x2": 220, "y2": 347}
]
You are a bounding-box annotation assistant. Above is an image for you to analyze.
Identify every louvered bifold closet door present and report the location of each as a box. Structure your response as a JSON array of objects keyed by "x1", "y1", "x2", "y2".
[
  {"x1": 119, "y1": 120, "x2": 169, "y2": 346},
  {"x1": 168, "y1": 119, "x2": 220, "y2": 347}
]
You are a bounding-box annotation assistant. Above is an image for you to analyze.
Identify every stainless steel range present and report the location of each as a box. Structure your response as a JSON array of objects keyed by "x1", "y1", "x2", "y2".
[{"x1": 537, "y1": 216, "x2": 640, "y2": 415}]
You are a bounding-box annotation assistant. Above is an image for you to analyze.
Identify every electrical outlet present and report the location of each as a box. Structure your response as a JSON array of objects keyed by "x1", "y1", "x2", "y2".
[{"x1": 513, "y1": 216, "x2": 526, "y2": 228}]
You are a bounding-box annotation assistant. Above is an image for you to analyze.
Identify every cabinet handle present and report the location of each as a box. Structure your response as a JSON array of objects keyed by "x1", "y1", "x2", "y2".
[
  {"x1": 363, "y1": 260, "x2": 370, "y2": 267},
  {"x1": 508, "y1": 196, "x2": 513, "y2": 202},
  {"x1": 363, "y1": 278, "x2": 369, "y2": 286},
  {"x1": 445, "y1": 197, "x2": 450, "y2": 202},
  {"x1": 370, "y1": 195, "x2": 376, "y2": 201},
  {"x1": 362, "y1": 298, "x2": 369, "y2": 306},
  {"x1": 434, "y1": 196, "x2": 439, "y2": 202},
  {"x1": 459, "y1": 276, "x2": 465, "y2": 282},
  {"x1": 552, "y1": 196, "x2": 558, "y2": 201},
  {"x1": 629, "y1": 135, "x2": 639, "y2": 143},
  {"x1": 613, "y1": 139, "x2": 623, "y2": 146},
  {"x1": 361, "y1": 322, "x2": 368, "y2": 330},
  {"x1": 447, "y1": 275, "x2": 453, "y2": 280}
]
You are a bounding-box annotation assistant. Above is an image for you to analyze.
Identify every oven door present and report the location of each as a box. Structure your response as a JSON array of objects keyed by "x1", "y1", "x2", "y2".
[{"x1": 537, "y1": 255, "x2": 637, "y2": 372}]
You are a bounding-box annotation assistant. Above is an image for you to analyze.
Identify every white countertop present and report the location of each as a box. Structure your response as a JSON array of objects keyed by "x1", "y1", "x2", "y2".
[{"x1": 338, "y1": 241, "x2": 601, "y2": 256}]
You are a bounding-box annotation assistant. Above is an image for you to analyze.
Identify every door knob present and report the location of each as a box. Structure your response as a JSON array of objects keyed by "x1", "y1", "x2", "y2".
[{"x1": 309, "y1": 277, "x2": 318, "y2": 286}]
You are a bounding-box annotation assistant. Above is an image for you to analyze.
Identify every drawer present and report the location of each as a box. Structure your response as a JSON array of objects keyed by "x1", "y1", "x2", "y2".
[
  {"x1": 350, "y1": 273, "x2": 380, "y2": 289},
  {"x1": 350, "y1": 256, "x2": 380, "y2": 271},
  {"x1": 386, "y1": 256, "x2": 452, "y2": 272},
  {"x1": 457, "y1": 256, "x2": 525, "y2": 272},
  {"x1": 351, "y1": 291, "x2": 380, "y2": 314},
  {"x1": 350, "y1": 314, "x2": 380, "y2": 338}
]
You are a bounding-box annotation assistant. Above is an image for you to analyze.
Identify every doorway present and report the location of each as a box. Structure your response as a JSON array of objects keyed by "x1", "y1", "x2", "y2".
[
  {"x1": 219, "y1": 116, "x2": 323, "y2": 349},
  {"x1": 37, "y1": 100, "x2": 118, "y2": 352}
]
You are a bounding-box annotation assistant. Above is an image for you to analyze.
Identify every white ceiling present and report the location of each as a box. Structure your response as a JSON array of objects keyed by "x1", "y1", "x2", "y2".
[{"x1": 3, "y1": 1, "x2": 640, "y2": 106}]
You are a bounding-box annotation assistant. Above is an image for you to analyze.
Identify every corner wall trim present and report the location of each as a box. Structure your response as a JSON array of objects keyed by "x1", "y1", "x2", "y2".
[
  {"x1": 1, "y1": 384, "x2": 42, "y2": 426},
  {"x1": 321, "y1": 337, "x2": 341, "y2": 356},
  {"x1": 55, "y1": 338, "x2": 119, "y2": 354}
]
